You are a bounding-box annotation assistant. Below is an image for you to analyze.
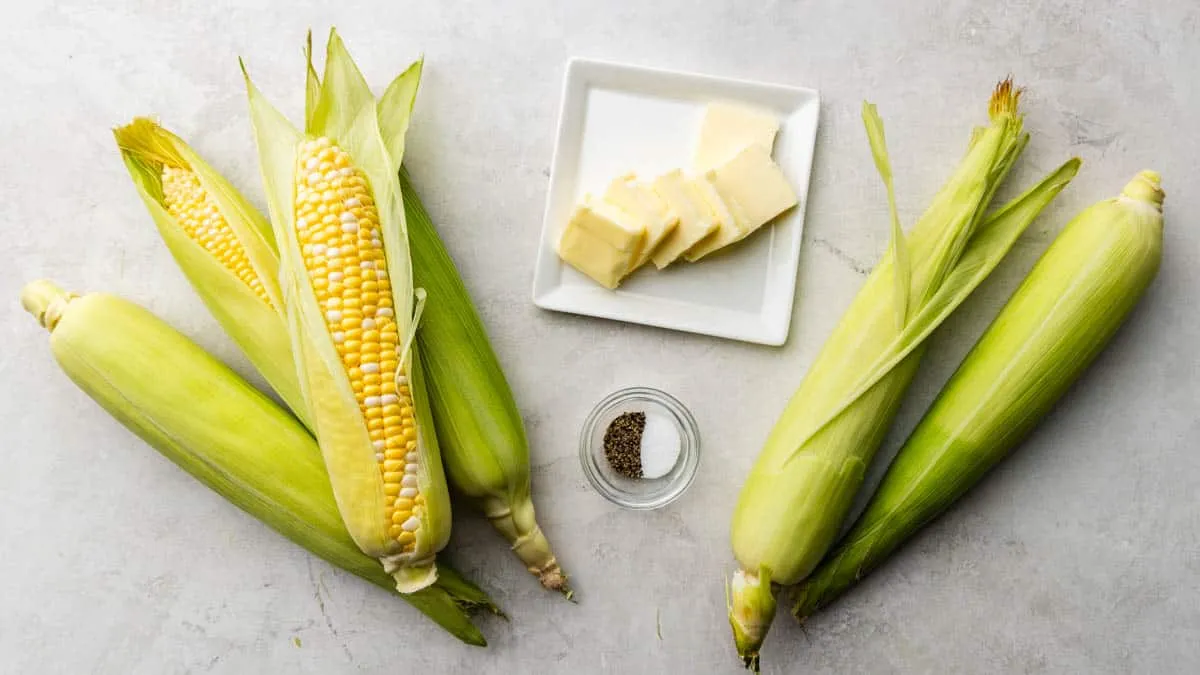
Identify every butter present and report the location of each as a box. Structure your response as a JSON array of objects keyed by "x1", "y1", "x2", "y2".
[
  {"x1": 706, "y1": 144, "x2": 797, "y2": 237},
  {"x1": 685, "y1": 145, "x2": 797, "y2": 261},
  {"x1": 683, "y1": 177, "x2": 741, "y2": 262},
  {"x1": 693, "y1": 102, "x2": 780, "y2": 172},
  {"x1": 556, "y1": 198, "x2": 646, "y2": 289},
  {"x1": 650, "y1": 170, "x2": 719, "y2": 268},
  {"x1": 603, "y1": 175, "x2": 678, "y2": 270},
  {"x1": 575, "y1": 196, "x2": 648, "y2": 253},
  {"x1": 560, "y1": 102, "x2": 795, "y2": 283},
  {"x1": 557, "y1": 223, "x2": 631, "y2": 289}
]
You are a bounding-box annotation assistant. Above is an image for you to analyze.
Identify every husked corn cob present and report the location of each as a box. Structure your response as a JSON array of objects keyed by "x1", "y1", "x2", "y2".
[
  {"x1": 115, "y1": 119, "x2": 307, "y2": 425},
  {"x1": 19, "y1": 280, "x2": 496, "y2": 644},
  {"x1": 294, "y1": 136, "x2": 435, "y2": 552},
  {"x1": 728, "y1": 82, "x2": 1080, "y2": 670},
  {"x1": 270, "y1": 31, "x2": 568, "y2": 595},
  {"x1": 245, "y1": 30, "x2": 452, "y2": 593},
  {"x1": 789, "y1": 171, "x2": 1164, "y2": 620}
]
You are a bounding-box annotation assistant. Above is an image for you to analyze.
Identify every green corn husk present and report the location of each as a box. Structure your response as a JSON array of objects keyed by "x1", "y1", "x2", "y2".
[
  {"x1": 245, "y1": 30, "x2": 454, "y2": 593},
  {"x1": 19, "y1": 281, "x2": 497, "y2": 645},
  {"x1": 727, "y1": 81, "x2": 1080, "y2": 671},
  {"x1": 400, "y1": 168, "x2": 570, "y2": 596},
  {"x1": 789, "y1": 171, "x2": 1164, "y2": 620},
  {"x1": 114, "y1": 119, "x2": 308, "y2": 428}
]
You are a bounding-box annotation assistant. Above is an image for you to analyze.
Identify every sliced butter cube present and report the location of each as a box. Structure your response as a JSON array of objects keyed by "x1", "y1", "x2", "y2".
[
  {"x1": 556, "y1": 199, "x2": 646, "y2": 289},
  {"x1": 574, "y1": 196, "x2": 648, "y2": 256},
  {"x1": 707, "y1": 144, "x2": 797, "y2": 237},
  {"x1": 649, "y1": 170, "x2": 719, "y2": 268},
  {"x1": 685, "y1": 145, "x2": 797, "y2": 261},
  {"x1": 557, "y1": 223, "x2": 630, "y2": 289},
  {"x1": 694, "y1": 102, "x2": 780, "y2": 172},
  {"x1": 603, "y1": 175, "x2": 678, "y2": 270}
]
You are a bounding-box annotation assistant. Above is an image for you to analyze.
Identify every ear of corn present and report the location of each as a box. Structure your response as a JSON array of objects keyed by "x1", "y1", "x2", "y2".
[
  {"x1": 300, "y1": 29, "x2": 568, "y2": 595},
  {"x1": 789, "y1": 171, "x2": 1164, "y2": 620},
  {"x1": 114, "y1": 120, "x2": 308, "y2": 426},
  {"x1": 727, "y1": 82, "x2": 1079, "y2": 670},
  {"x1": 728, "y1": 158, "x2": 1078, "y2": 669},
  {"x1": 19, "y1": 280, "x2": 497, "y2": 645},
  {"x1": 401, "y1": 168, "x2": 569, "y2": 595},
  {"x1": 244, "y1": 29, "x2": 451, "y2": 594},
  {"x1": 304, "y1": 37, "x2": 568, "y2": 595}
]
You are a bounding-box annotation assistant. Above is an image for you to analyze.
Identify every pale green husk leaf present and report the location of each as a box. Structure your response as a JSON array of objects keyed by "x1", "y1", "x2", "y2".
[{"x1": 862, "y1": 102, "x2": 912, "y2": 329}]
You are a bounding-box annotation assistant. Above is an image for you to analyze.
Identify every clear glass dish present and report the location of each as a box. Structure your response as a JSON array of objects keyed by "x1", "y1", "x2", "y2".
[{"x1": 579, "y1": 386, "x2": 700, "y2": 510}]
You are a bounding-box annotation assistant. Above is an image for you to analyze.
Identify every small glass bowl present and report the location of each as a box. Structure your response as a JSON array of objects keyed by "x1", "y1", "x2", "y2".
[{"x1": 579, "y1": 386, "x2": 700, "y2": 510}]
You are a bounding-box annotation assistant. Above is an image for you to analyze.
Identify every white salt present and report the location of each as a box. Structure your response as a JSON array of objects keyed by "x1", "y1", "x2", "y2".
[{"x1": 639, "y1": 413, "x2": 680, "y2": 479}]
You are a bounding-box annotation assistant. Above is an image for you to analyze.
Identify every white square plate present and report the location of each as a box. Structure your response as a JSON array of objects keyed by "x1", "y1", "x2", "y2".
[{"x1": 531, "y1": 58, "x2": 820, "y2": 345}]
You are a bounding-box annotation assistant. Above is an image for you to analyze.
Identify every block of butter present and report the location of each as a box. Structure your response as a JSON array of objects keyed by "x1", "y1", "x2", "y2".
[
  {"x1": 556, "y1": 197, "x2": 647, "y2": 289},
  {"x1": 686, "y1": 144, "x2": 797, "y2": 260},
  {"x1": 693, "y1": 102, "x2": 780, "y2": 172},
  {"x1": 603, "y1": 175, "x2": 678, "y2": 270},
  {"x1": 707, "y1": 144, "x2": 798, "y2": 236},
  {"x1": 648, "y1": 170, "x2": 719, "y2": 268}
]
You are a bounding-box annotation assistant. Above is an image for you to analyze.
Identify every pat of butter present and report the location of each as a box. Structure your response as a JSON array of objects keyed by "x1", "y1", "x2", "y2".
[
  {"x1": 574, "y1": 196, "x2": 648, "y2": 254},
  {"x1": 693, "y1": 102, "x2": 780, "y2": 172},
  {"x1": 649, "y1": 170, "x2": 720, "y2": 268},
  {"x1": 556, "y1": 198, "x2": 646, "y2": 289},
  {"x1": 683, "y1": 177, "x2": 741, "y2": 262},
  {"x1": 706, "y1": 144, "x2": 797, "y2": 238},
  {"x1": 603, "y1": 175, "x2": 678, "y2": 270}
]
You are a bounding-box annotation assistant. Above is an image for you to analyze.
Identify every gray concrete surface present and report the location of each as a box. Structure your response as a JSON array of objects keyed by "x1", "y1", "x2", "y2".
[{"x1": 2, "y1": 1, "x2": 1197, "y2": 673}]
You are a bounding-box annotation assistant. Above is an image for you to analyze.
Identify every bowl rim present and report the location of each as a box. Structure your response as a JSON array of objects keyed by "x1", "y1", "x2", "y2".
[{"x1": 578, "y1": 385, "x2": 700, "y2": 510}]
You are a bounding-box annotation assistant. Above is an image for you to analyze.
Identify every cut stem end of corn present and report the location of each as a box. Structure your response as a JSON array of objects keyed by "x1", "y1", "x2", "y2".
[
  {"x1": 1121, "y1": 170, "x2": 1164, "y2": 209},
  {"x1": 21, "y1": 280, "x2": 74, "y2": 331},
  {"x1": 389, "y1": 561, "x2": 438, "y2": 594},
  {"x1": 727, "y1": 568, "x2": 777, "y2": 673},
  {"x1": 481, "y1": 495, "x2": 570, "y2": 595},
  {"x1": 507, "y1": 521, "x2": 570, "y2": 595}
]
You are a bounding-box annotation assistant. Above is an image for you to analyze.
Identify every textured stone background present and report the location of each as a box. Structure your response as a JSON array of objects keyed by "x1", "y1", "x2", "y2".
[{"x1": 2, "y1": 1, "x2": 1197, "y2": 673}]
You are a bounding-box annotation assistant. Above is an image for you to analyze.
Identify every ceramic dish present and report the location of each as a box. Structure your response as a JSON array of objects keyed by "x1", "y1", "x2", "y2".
[{"x1": 531, "y1": 58, "x2": 820, "y2": 345}]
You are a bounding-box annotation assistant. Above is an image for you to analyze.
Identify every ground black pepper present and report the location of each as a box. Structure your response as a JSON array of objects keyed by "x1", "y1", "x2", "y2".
[{"x1": 603, "y1": 411, "x2": 645, "y2": 479}]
